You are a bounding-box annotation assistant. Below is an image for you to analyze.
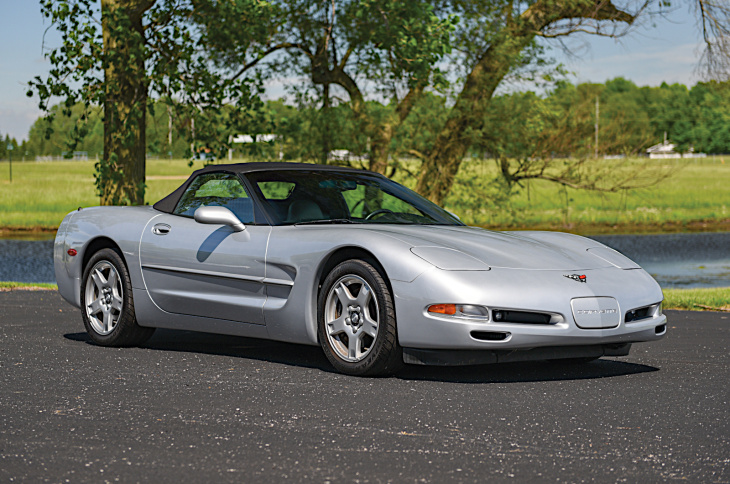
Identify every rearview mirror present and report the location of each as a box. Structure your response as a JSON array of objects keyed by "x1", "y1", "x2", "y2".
[{"x1": 194, "y1": 206, "x2": 245, "y2": 232}]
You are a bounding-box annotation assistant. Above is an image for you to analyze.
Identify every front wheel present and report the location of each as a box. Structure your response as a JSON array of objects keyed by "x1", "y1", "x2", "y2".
[
  {"x1": 317, "y1": 259, "x2": 402, "y2": 376},
  {"x1": 80, "y1": 248, "x2": 154, "y2": 347}
]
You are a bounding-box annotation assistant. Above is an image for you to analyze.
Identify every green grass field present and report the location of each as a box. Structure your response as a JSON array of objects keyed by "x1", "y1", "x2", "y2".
[
  {"x1": 662, "y1": 286, "x2": 730, "y2": 311},
  {"x1": 0, "y1": 156, "x2": 728, "y2": 233},
  {"x1": 438, "y1": 156, "x2": 730, "y2": 232}
]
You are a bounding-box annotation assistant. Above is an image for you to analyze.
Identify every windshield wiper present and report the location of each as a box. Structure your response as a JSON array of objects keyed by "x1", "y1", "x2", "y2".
[{"x1": 294, "y1": 218, "x2": 362, "y2": 225}]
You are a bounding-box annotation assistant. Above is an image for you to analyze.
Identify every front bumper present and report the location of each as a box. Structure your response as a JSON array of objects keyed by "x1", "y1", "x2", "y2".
[{"x1": 393, "y1": 266, "x2": 667, "y2": 353}]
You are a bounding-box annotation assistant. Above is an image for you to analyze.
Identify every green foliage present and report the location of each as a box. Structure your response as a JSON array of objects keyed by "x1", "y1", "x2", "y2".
[
  {"x1": 0, "y1": 133, "x2": 21, "y2": 160},
  {"x1": 28, "y1": 0, "x2": 268, "y2": 205},
  {"x1": 393, "y1": 93, "x2": 449, "y2": 158},
  {"x1": 342, "y1": 0, "x2": 458, "y2": 88},
  {"x1": 478, "y1": 78, "x2": 730, "y2": 161}
]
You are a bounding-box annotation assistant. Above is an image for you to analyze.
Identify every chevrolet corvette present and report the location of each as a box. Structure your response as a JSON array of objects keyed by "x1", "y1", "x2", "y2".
[{"x1": 54, "y1": 162, "x2": 666, "y2": 375}]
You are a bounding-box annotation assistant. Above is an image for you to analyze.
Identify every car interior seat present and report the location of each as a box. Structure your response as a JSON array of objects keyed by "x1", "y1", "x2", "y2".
[{"x1": 287, "y1": 199, "x2": 324, "y2": 223}]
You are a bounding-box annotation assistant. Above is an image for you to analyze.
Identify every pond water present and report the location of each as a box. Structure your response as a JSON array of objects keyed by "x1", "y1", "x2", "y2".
[
  {"x1": 0, "y1": 232, "x2": 728, "y2": 288},
  {"x1": 591, "y1": 232, "x2": 730, "y2": 289}
]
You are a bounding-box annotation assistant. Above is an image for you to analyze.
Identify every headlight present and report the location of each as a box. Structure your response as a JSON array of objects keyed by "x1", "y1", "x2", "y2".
[
  {"x1": 427, "y1": 304, "x2": 490, "y2": 321},
  {"x1": 411, "y1": 247, "x2": 490, "y2": 271},
  {"x1": 587, "y1": 247, "x2": 640, "y2": 269}
]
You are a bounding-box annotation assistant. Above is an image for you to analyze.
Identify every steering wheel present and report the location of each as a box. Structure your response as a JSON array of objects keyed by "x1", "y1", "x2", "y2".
[{"x1": 365, "y1": 208, "x2": 394, "y2": 220}]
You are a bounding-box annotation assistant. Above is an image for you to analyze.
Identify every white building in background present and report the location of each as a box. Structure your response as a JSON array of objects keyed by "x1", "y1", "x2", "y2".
[
  {"x1": 647, "y1": 140, "x2": 681, "y2": 159},
  {"x1": 327, "y1": 150, "x2": 368, "y2": 163},
  {"x1": 646, "y1": 134, "x2": 706, "y2": 159}
]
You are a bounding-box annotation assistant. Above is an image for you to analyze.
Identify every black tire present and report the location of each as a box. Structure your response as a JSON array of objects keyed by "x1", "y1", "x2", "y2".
[
  {"x1": 317, "y1": 259, "x2": 402, "y2": 376},
  {"x1": 80, "y1": 248, "x2": 154, "y2": 347}
]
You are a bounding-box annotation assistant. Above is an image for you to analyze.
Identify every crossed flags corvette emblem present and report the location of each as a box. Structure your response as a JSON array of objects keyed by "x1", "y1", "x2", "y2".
[{"x1": 564, "y1": 274, "x2": 587, "y2": 283}]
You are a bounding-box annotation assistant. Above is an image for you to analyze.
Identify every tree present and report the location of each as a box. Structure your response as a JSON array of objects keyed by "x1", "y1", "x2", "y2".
[
  {"x1": 696, "y1": 0, "x2": 730, "y2": 80},
  {"x1": 414, "y1": 0, "x2": 653, "y2": 204},
  {"x1": 195, "y1": 0, "x2": 457, "y2": 174},
  {"x1": 29, "y1": 0, "x2": 268, "y2": 205}
]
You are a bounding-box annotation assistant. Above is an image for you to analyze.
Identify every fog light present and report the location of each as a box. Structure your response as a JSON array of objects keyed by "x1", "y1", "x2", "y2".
[{"x1": 457, "y1": 304, "x2": 489, "y2": 319}]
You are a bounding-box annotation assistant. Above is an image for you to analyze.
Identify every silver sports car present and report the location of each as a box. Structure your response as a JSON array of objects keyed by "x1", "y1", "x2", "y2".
[{"x1": 54, "y1": 162, "x2": 666, "y2": 375}]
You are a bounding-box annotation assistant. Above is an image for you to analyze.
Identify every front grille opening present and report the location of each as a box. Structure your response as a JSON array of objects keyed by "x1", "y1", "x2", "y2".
[
  {"x1": 471, "y1": 331, "x2": 510, "y2": 341},
  {"x1": 655, "y1": 324, "x2": 667, "y2": 335},
  {"x1": 492, "y1": 310, "x2": 552, "y2": 324},
  {"x1": 625, "y1": 305, "x2": 655, "y2": 323}
]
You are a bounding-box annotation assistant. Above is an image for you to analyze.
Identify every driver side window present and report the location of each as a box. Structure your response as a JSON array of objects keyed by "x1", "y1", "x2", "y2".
[{"x1": 173, "y1": 172, "x2": 255, "y2": 224}]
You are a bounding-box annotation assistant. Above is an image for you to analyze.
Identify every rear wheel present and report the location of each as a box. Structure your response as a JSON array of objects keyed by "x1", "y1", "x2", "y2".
[
  {"x1": 318, "y1": 259, "x2": 402, "y2": 376},
  {"x1": 80, "y1": 248, "x2": 154, "y2": 347}
]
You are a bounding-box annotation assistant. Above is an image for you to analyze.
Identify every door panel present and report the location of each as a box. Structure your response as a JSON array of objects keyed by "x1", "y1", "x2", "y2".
[{"x1": 140, "y1": 213, "x2": 270, "y2": 324}]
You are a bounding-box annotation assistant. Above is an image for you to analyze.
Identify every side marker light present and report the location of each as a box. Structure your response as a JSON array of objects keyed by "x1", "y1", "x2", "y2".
[{"x1": 67, "y1": 249, "x2": 77, "y2": 256}]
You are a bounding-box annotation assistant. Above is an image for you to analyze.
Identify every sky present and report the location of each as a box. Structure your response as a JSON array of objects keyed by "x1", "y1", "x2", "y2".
[{"x1": 0, "y1": 1, "x2": 704, "y2": 142}]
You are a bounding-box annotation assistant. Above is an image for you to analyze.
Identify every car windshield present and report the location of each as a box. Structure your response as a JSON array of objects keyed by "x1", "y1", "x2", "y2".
[{"x1": 245, "y1": 169, "x2": 463, "y2": 226}]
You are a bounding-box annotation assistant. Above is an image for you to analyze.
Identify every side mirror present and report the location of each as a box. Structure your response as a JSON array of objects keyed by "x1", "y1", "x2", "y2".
[{"x1": 194, "y1": 206, "x2": 245, "y2": 232}]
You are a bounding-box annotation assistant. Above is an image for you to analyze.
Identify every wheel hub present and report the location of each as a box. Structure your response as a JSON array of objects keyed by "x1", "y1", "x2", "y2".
[
  {"x1": 346, "y1": 305, "x2": 362, "y2": 332},
  {"x1": 102, "y1": 287, "x2": 113, "y2": 306}
]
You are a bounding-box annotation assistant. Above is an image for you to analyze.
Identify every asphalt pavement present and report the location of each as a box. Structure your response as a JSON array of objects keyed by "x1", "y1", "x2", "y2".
[{"x1": 1, "y1": 291, "x2": 728, "y2": 483}]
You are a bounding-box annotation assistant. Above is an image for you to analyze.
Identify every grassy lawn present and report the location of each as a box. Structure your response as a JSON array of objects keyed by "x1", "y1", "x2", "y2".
[
  {"x1": 0, "y1": 156, "x2": 728, "y2": 233},
  {"x1": 438, "y1": 156, "x2": 730, "y2": 232},
  {"x1": 662, "y1": 287, "x2": 730, "y2": 311},
  {"x1": 0, "y1": 159, "x2": 209, "y2": 229},
  {"x1": 0, "y1": 281, "x2": 58, "y2": 291}
]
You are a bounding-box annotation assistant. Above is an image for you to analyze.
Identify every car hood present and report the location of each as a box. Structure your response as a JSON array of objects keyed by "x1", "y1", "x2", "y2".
[{"x1": 362, "y1": 225, "x2": 612, "y2": 270}]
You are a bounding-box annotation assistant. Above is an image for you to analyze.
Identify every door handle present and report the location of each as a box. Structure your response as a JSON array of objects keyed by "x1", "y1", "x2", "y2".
[{"x1": 152, "y1": 223, "x2": 171, "y2": 235}]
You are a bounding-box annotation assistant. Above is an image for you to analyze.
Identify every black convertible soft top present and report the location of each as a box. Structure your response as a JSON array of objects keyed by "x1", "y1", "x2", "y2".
[{"x1": 152, "y1": 162, "x2": 367, "y2": 214}]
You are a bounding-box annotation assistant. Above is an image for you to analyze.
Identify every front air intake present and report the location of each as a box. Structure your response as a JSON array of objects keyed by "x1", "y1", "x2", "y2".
[
  {"x1": 492, "y1": 310, "x2": 551, "y2": 324},
  {"x1": 625, "y1": 305, "x2": 655, "y2": 323},
  {"x1": 470, "y1": 331, "x2": 510, "y2": 341}
]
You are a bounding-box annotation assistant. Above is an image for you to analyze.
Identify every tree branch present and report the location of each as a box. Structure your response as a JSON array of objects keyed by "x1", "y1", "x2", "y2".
[{"x1": 230, "y1": 43, "x2": 311, "y2": 81}]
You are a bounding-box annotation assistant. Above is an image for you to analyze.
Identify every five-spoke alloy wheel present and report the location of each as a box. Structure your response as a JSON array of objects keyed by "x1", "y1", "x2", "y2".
[
  {"x1": 80, "y1": 248, "x2": 154, "y2": 346},
  {"x1": 318, "y1": 259, "x2": 401, "y2": 376}
]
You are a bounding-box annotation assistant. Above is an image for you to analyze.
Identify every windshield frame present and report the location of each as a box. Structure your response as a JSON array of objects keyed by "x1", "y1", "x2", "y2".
[{"x1": 243, "y1": 169, "x2": 464, "y2": 227}]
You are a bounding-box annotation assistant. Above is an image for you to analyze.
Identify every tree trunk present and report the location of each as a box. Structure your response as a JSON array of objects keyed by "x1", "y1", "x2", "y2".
[
  {"x1": 310, "y1": 46, "x2": 424, "y2": 176},
  {"x1": 321, "y1": 83, "x2": 331, "y2": 164},
  {"x1": 367, "y1": 87, "x2": 424, "y2": 175},
  {"x1": 415, "y1": 33, "x2": 532, "y2": 204},
  {"x1": 367, "y1": 125, "x2": 392, "y2": 174},
  {"x1": 415, "y1": 0, "x2": 634, "y2": 205},
  {"x1": 100, "y1": 0, "x2": 154, "y2": 206}
]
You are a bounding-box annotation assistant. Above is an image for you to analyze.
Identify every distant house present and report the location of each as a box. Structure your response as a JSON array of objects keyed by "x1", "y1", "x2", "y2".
[
  {"x1": 646, "y1": 137, "x2": 706, "y2": 159},
  {"x1": 647, "y1": 140, "x2": 681, "y2": 159},
  {"x1": 327, "y1": 150, "x2": 368, "y2": 163}
]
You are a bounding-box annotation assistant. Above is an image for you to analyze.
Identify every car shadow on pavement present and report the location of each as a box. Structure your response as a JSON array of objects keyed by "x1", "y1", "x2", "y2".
[
  {"x1": 64, "y1": 329, "x2": 334, "y2": 372},
  {"x1": 64, "y1": 330, "x2": 659, "y2": 383},
  {"x1": 395, "y1": 359, "x2": 659, "y2": 384}
]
